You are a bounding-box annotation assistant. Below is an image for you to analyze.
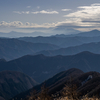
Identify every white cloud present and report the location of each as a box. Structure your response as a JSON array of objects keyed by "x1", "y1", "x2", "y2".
[
  {"x1": 6, "y1": 3, "x2": 100, "y2": 32},
  {"x1": 57, "y1": 3, "x2": 100, "y2": 31},
  {"x1": 61, "y1": 9, "x2": 71, "y2": 11},
  {"x1": 91, "y1": 3, "x2": 100, "y2": 6},
  {"x1": 31, "y1": 11, "x2": 39, "y2": 14},
  {"x1": 27, "y1": 6, "x2": 31, "y2": 8},
  {"x1": 64, "y1": 3, "x2": 100, "y2": 19},
  {"x1": 25, "y1": 22, "x2": 30, "y2": 26},
  {"x1": 13, "y1": 11, "x2": 30, "y2": 14},
  {"x1": 39, "y1": 10, "x2": 59, "y2": 14},
  {"x1": 0, "y1": 21, "x2": 23, "y2": 27},
  {"x1": 13, "y1": 11, "x2": 21, "y2": 14},
  {"x1": 0, "y1": 21, "x2": 56, "y2": 28},
  {"x1": 13, "y1": 10, "x2": 59, "y2": 14}
]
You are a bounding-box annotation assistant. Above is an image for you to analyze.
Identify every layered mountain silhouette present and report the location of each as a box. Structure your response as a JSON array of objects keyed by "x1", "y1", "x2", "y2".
[
  {"x1": 18, "y1": 30, "x2": 100, "y2": 48},
  {"x1": 0, "y1": 30, "x2": 100, "y2": 100},
  {"x1": 72, "y1": 29, "x2": 100, "y2": 37},
  {"x1": 1, "y1": 51, "x2": 100, "y2": 83},
  {"x1": 0, "y1": 38, "x2": 59, "y2": 60},
  {"x1": 0, "y1": 71, "x2": 38, "y2": 100},
  {"x1": 35, "y1": 42, "x2": 100, "y2": 56},
  {"x1": 1, "y1": 30, "x2": 100, "y2": 61},
  {"x1": 54, "y1": 30, "x2": 100, "y2": 37},
  {"x1": 18, "y1": 36, "x2": 84, "y2": 48}
]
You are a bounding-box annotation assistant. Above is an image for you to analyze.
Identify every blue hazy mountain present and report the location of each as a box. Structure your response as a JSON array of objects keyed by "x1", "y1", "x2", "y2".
[
  {"x1": 53, "y1": 29, "x2": 100, "y2": 37},
  {"x1": 0, "y1": 38, "x2": 59, "y2": 60},
  {"x1": 0, "y1": 71, "x2": 38, "y2": 100},
  {"x1": 0, "y1": 29, "x2": 100, "y2": 38},
  {"x1": 35, "y1": 42, "x2": 100, "y2": 56},
  {"x1": 18, "y1": 30, "x2": 100, "y2": 48},
  {"x1": 0, "y1": 51, "x2": 100, "y2": 83}
]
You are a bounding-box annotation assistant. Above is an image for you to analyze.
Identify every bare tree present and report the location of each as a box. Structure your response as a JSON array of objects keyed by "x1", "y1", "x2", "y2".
[{"x1": 37, "y1": 85, "x2": 53, "y2": 100}]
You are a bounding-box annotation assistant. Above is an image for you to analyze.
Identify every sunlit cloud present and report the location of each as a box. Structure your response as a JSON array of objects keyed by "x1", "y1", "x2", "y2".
[
  {"x1": 0, "y1": 21, "x2": 24, "y2": 28},
  {"x1": 4, "y1": 3, "x2": 100, "y2": 33},
  {"x1": 13, "y1": 10, "x2": 59, "y2": 14},
  {"x1": 13, "y1": 11, "x2": 30, "y2": 14},
  {"x1": 61, "y1": 9, "x2": 71, "y2": 11},
  {"x1": 27, "y1": 6, "x2": 31, "y2": 8},
  {"x1": 39, "y1": 10, "x2": 59, "y2": 14},
  {"x1": 64, "y1": 3, "x2": 100, "y2": 19},
  {"x1": 56, "y1": 3, "x2": 100, "y2": 31},
  {"x1": 0, "y1": 21, "x2": 56, "y2": 28}
]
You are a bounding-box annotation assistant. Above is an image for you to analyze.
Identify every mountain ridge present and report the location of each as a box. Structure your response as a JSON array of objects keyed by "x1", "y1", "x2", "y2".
[
  {"x1": 1, "y1": 51, "x2": 100, "y2": 83},
  {"x1": 0, "y1": 70, "x2": 38, "y2": 100}
]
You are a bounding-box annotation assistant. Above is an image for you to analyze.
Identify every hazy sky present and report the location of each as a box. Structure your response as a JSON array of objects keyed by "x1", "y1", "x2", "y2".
[{"x1": 0, "y1": 0, "x2": 100, "y2": 36}]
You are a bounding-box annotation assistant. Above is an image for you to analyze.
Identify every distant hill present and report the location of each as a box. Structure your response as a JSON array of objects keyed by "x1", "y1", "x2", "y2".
[
  {"x1": 0, "y1": 38, "x2": 59, "y2": 60},
  {"x1": 18, "y1": 31, "x2": 100, "y2": 48},
  {"x1": 35, "y1": 42, "x2": 100, "y2": 56},
  {"x1": 18, "y1": 36, "x2": 84, "y2": 48},
  {"x1": 0, "y1": 31, "x2": 47, "y2": 38},
  {"x1": 53, "y1": 29, "x2": 100, "y2": 37},
  {"x1": 73, "y1": 29, "x2": 100, "y2": 37},
  {"x1": 1, "y1": 51, "x2": 100, "y2": 83},
  {"x1": 0, "y1": 29, "x2": 100, "y2": 38},
  {"x1": 0, "y1": 71, "x2": 38, "y2": 100}
]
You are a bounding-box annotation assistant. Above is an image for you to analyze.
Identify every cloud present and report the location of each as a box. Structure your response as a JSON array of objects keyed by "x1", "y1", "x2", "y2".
[
  {"x1": 61, "y1": 9, "x2": 71, "y2": 11},
  {"x1": 0, "y1": 21, "x2": 56, "y2": 28},
  {"x1": 13, "y1": 11, "x2": 21, "y2": 14},
  {"x1": 27, "y1": 6, "x2": 31, "y2": 8},
  {"x1": 39, "y1": 10, "x2": 59, "y2": 14},
  {"x1": 64, "y1": 3, "x2": 100, "y2": 19},
  {"x1": 0, "y1": 21, "x2": 23, "y2": 27},
  {"x1": 55, "y1": 3, "x2": 100, "y2": 31},
  {"x1": 25, "y1": 22, "x2": 30, "y2": 26},
  {"x1": 4, "y1": 3, "x2": 100, "y2": 32},
  {"x1": 13, "y1": 10, "x2": 59, "y2": 14},
  {"x1": 13, "y1": 11, "x2": 30, "y2": 14}
]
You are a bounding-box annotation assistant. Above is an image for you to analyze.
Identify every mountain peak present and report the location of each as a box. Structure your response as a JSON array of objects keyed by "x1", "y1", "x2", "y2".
[
  {"x1": 75, "y1": 51, "x2": 95, "y2": 56},
  {"x1": 91, "y1": 29, "x2": 100, "y2": 32}
]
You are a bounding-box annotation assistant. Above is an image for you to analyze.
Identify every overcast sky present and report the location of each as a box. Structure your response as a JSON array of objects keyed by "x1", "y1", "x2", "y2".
[{"x1": 0, "y1": 0, "x2": 100, "y2": 36}]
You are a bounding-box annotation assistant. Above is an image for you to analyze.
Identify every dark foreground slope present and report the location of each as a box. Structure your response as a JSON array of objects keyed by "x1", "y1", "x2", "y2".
[
  {"x1": 0, "y1": 38, "x2": 59, "y2": 60},
  {"x1": 11, "y1": 69, "x2": 100, "y2": 100},
  {"x1": 11, "y1": 68, "x2": 84, "y2": 100},
  {"x1": 1, "y1": 51, "x2": 100, "y2": 83},
  {"x1": 0, "y1": 71, "x2": 38, "y2": 100}
]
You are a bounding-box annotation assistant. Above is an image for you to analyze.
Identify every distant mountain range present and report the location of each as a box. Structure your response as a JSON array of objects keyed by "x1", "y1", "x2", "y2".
[
  {"x1": 0, "y1": 71, "x2": 38, "y2": 100},
  {"x1": 53, "y1": 29, "x2": 100, "y2": 37},
  {"x1": 11, "y1": 68, "x2": 100, "y2": 100},
  {"x1": 0, "y1": 38, "x2": 59, "y2": 60},
  {"x1": 18, "y1": 30, "x2": 100, "y2": 48},
  {"x1": 1, "y1": 30, "x2": 100, "y2": 61},
  {"x1": 0, "y1": 31, "x2": 47, "y2": 38},
  {"x1": 35, "y1": 42, "x2": 100, "y2": 56},
  {"x1": 0, "y1": 29, "x2": 100, "y2": 38},
  {"x1": 1, "y1": 51, "x2": 100, "y2": 83}
]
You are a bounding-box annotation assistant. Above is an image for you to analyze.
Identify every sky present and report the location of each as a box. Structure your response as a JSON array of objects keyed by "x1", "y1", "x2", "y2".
[{"x1": 0, "y1": 0, "x2": 100, "y2": 36}]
